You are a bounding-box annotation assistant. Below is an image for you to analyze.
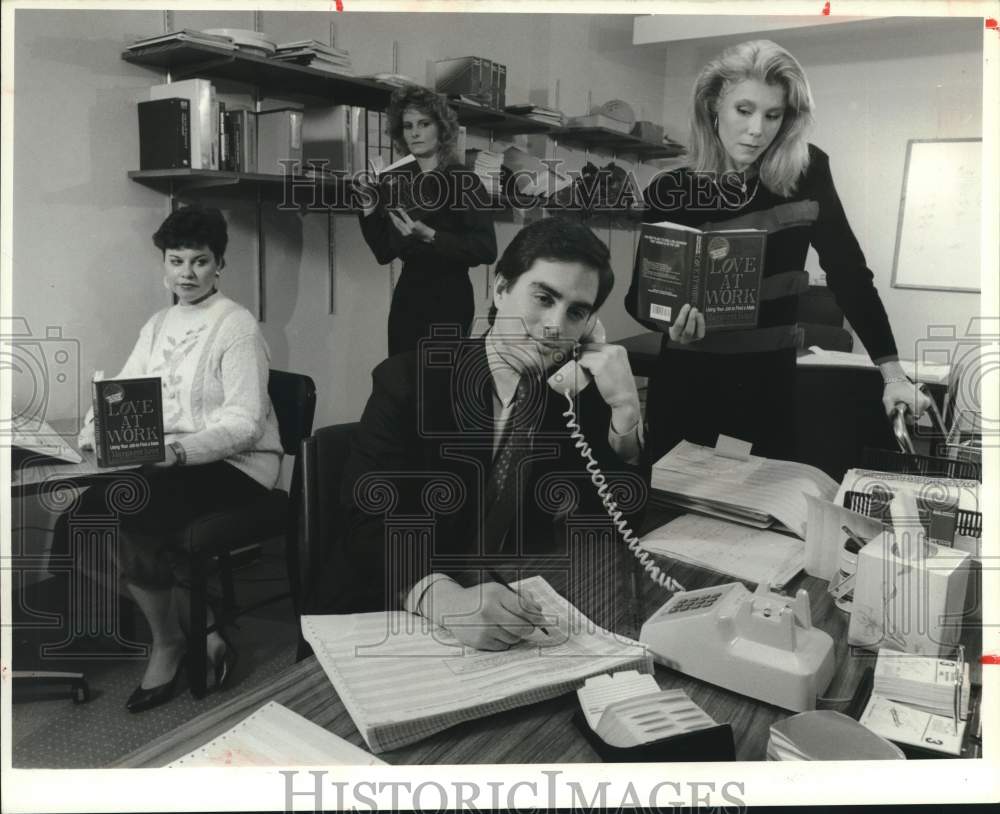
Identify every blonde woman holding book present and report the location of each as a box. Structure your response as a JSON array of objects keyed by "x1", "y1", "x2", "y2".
[
  {"x1": 73, "y1": 206, "x2": 282, "y2": 712},
  {"x1": 625, "y1": 39, "x2": 930, "y2": 462}
]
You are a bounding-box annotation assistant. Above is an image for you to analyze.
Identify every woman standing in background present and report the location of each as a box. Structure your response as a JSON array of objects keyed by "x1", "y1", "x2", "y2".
[
  {"x1": 358, "y1": 84, "x2": 497, "y2": 356},
  {"x1": 626, "y1": 39, "x2": 930, "y2": 462}
]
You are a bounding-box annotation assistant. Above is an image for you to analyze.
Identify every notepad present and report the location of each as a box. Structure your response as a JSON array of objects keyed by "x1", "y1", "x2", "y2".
[
  {"x1": 639, "y1": 514, "x2": 804, "y2": 587},
  {"x1": 301, "y1": 575, "x2": 653, "y2": 753},
  {"x1": 860, "y1": 695, "x2": 966, "y2": 756},
  {"x1": 167, "y1": 701, "x2": 386, "y2": 767},
  {"x1": 652, "y1": 441, "x2": 838, "y2": 539}
]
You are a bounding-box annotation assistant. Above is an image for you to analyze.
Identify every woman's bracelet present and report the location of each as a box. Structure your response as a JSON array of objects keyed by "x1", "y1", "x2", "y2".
[
  {"x1": 882, "y1": 375, "x2": 910, "y2": 386},
  {"x1": 168, "y1": 441, "x2": 186, "y2": 465}
]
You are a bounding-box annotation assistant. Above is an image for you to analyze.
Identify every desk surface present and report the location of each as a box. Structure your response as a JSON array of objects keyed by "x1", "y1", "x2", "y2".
[
  {"x1": 114, "y1": 501, "x2": 982, "y2": 768},
  {"x1": 11, "y1": 419, "x2": 138, "y2": 492}
]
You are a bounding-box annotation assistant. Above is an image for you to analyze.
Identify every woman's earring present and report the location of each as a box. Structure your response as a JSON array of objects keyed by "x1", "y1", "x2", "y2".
[{"x1": 712, "y1": 114, "x2": 719, "y2": 131}]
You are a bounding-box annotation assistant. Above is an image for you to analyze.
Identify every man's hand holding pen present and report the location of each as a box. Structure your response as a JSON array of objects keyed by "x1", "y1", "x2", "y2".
[{"x1": 417, "y1": 577, "x2": 550, "y2": 651}]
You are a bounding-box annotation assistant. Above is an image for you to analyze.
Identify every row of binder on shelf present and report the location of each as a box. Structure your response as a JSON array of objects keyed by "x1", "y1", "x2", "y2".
[{"x1": 137, "y1": 78, "x2": 395, "y2": 177}]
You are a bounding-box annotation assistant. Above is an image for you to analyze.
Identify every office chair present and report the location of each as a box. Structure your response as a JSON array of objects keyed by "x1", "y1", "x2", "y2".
[
  {"x1": 296, "y1": 422, "x2": 359, "y2": 662},
  {"x1": 797, "y1": 284, "x2": 854, "y2": 352},
  {"x1": 181, "y1": 369, "x2": 316, "y2": 698}
]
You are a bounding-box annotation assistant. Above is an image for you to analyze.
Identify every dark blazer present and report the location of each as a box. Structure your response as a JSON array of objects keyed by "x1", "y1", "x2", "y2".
[{"x1": 311, "y1": 337, "x2": 647, "y2": 614}]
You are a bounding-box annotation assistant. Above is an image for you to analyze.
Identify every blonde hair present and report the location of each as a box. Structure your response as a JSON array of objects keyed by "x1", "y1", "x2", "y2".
[{"x1": 688, "y1": 40, "x2": 815, "y2": 197}]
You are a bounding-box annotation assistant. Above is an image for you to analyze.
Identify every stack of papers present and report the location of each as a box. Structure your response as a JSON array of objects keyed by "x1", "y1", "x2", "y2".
[
  {"x1": 125, "y1": 29, "x2": 236, "y2": 52},
  {"x1": 767, "y1": 710, "x2": 905, "y2": 760},
  {"x1": 651, "y1": 440, "x2": 838, "y2": 539},
  {"x1": 12, "y1": 418, "x2": 83, "y2": 464},
  {"x1": 466, "y1": 149, "x2": 503, "y2": 198},
  {"x1": 504, "y1": 104, "x2": 564, "y2": 126},
  {"x1": 872, "y1": 651, "x2": 970, "y2": 719},
  {"x1": 639, "y1": 514, "x2": 804, "y2": 588},
  {"x1": 274, "y1": 40, "x2": 354, "y2": 75},
  {"x1": 502, "y1": 145, "x2": 570, "y2": 199},
  {"x1": 168, "y1": 702, "x2": 386, "y2": 767},
  {"x1": 301, "y1": 575, "x2": 652, "y2": 753},
  {"x1": 797, "y1": 346, "x2": 951, "y2": 385}
]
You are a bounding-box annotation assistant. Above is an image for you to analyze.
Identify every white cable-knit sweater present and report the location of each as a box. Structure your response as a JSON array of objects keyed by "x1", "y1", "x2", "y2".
[{"x1": 79, "y1": 292, "x2": 283, "y2": 489}]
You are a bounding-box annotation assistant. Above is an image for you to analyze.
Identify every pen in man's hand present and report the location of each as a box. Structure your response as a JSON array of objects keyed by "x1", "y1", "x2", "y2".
[{"x1": 486, "y1": 568, "x2": 549, "y2": 635}]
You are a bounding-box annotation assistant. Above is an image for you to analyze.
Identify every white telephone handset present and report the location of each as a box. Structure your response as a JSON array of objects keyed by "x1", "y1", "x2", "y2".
[
  {"x1": 545, "y1": 318, "x2": 685, "y2": 594},
  {"x1": 546, "y1": 317, "x2": 606, "y2": 397}
]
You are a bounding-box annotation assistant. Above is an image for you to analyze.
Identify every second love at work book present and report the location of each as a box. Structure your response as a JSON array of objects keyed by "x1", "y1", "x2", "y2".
[
  {"x1": 91, "y1": 377, "x2": 164, "y2": 467},
  {"x1": 636, "y1": 220, "x2": 766, "y2": 332},
  {"x1": 301, "y1": 575, "x2": 652, "y2": 753}
]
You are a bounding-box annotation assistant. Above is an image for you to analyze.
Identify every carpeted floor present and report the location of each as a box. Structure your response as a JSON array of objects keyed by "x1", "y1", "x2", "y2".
[{"x1": 11, "y1": 544, "x2": 300, "y2": 768}]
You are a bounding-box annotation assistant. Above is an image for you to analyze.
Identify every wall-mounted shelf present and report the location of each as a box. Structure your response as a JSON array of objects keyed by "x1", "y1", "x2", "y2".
[
  {"x1": 449, "y1": 101, "x2": 554, "y2": 135},
  {"x1": 123, "y1": 43, "x2": 391, "y2": 108},
  {"x1": 123, "y1": 42, "x2": 553, "y2": 138},
  {"x1": 548, "y1": 126, "x2": 685, "y2": 159},
  {"x1": 128, "y1": 168, "x2": 356, "y2": 208}
]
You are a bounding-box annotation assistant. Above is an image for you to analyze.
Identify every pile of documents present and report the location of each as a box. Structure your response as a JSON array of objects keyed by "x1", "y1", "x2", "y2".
[
  {"x1": 651, "y1": 439, "x2": 838, "y2": 538},
  {"x1": 273, "y1": 40, "x2": 354, "y2": 75},
  {"x1": 504, "y1": 104, "x2": 564, "y2": 126},
  {"x1": 640, "y1": 513, "x2": 804, "y2": 588},
  {"x1": 502, "y1": 145, "x2": 570, "y2": 199},
  {"x1": 125, "y1": 29, "x2": 236, "y2": 52},
  {"x1": 466, "y1": 148, "x2": 503, "y2": 198},
  {"x1": 872, "y1": 651, "x2": 970, "y2": 719},
  {"x1": 767, "y1": 710, "x2": 904, "y2": 760}
]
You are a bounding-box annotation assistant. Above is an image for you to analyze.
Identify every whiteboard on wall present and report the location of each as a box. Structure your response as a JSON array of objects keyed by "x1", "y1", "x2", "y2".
[{"x1": 891, "y1": 138, "x2": 981, "y2": 292}]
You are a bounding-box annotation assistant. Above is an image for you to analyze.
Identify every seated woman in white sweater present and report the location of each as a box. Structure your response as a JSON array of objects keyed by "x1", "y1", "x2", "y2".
[{"x1": 76, "y1": 206, "x2": 283, "y2": 713}]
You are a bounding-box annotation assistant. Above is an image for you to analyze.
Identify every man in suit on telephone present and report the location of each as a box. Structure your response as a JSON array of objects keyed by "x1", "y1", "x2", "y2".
[{"x1": 315, "y1": 218, "x2": 646, "y2": 650}]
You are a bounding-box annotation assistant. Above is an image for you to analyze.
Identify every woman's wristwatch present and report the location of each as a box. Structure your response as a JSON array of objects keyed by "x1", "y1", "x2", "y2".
[{"x1": 168, "y1": 441, "x2": 186, "y2": 466}]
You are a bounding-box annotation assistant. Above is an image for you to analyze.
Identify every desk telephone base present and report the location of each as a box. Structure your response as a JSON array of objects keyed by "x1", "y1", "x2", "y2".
[{"x1": 639, "y1": 582, "x2": 836, "y2": 712}]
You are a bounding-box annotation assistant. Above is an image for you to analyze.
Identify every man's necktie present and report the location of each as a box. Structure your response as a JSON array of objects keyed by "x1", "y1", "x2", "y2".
[{"x1": 482, "y1": 376, "x2": 535, "y2": 554}]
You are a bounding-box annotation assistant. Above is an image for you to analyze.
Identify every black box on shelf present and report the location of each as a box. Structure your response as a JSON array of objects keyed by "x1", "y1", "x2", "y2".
[
  {"x1": 137, "y1": 98, "x2": 191, "y2": 170},
  {"x1": 435, "y1": 56, "x2": 490, "y2": 104}
]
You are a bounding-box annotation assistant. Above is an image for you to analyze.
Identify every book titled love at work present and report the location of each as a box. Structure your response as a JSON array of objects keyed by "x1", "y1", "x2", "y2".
[
  {"x1": 637, "y1": 221, "x2": 766, "y2": 332},
  {"x1": 91, "y1": 377, "x2": 164, "y2": 467}
]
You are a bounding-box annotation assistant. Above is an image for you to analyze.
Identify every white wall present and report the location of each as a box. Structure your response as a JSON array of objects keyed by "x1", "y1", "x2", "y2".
[
  {"x1": 11, "y1": 9, "x2": 671, "y2": 431},
  {"x1": 655, "y1": 16, "x2": 983, "y2": 360},
  {"x1": 15, "y1": 12, "x2": 980, "y2": 432}
]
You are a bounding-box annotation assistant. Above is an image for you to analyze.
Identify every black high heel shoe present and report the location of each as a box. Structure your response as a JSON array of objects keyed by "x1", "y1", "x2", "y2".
[
  {"x1": 126, "y1": 654, "x2": 186, "y2": 713},
  {"x1": 209, "y1": 631, "x2": 238, "y2": 692}
]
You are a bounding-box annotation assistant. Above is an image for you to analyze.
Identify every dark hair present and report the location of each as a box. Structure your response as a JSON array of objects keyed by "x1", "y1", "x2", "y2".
[
  {"x1": 386, "y1": 84, "x2": 461, "y2": 165},
  {"x1": 152, "y1": 206, "x2": 228, "y2": 262},
  {"x1": 488, "y1": 217, "x2": 614, "y2": 325}
]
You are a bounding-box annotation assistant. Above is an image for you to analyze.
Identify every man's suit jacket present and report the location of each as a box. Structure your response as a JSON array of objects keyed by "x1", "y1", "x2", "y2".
[{"x1": 311, "y1": 337, "x2": 647, "y2": 614}]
